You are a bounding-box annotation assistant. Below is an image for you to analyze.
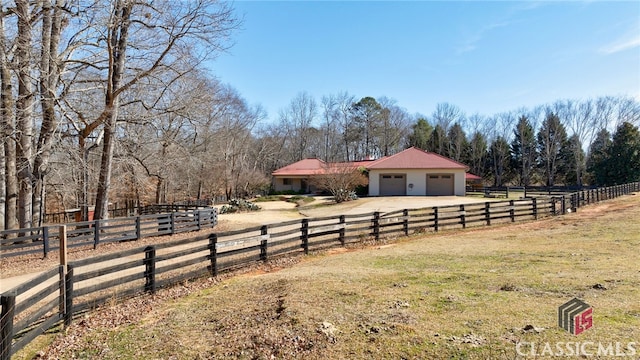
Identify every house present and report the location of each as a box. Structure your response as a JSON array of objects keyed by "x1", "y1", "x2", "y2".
[
  {"x1": 271, "y1": 147, "x2": 469, "y2": 196},
  {"x1": 271, "y1": 158, "x2": 374, "y2": 194}
]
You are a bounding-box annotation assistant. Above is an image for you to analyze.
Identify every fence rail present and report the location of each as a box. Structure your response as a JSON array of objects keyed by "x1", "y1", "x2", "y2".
[
  {"x1": 1, "y1": 182, "x2": 638, "y2": 359},
  {"x1": 0, "y1": 208, "x2": 218, "y2": 259}
]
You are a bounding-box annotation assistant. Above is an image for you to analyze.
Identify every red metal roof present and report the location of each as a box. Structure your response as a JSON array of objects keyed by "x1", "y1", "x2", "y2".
[
  {"x1": 366, "y1": 147, "x2": 467, "y2": 170},
  {"x1": 465, "y1": 173, "x2": 482, "y2": 180},
  {"x1": 271, "y1": 148, "x2": 468, "y2": 176},
  {"x1": 271, "y1": 158, "x2": 327, "y2": 176}
]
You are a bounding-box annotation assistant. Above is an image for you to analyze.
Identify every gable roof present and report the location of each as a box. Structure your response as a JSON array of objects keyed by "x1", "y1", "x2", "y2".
[
  {"x1": 366, "y1": 147, "x2": 467, "y2": 170},
  {"x1": 271, "y1": 158, "x2": 327, "y2": 176},
  {"x1": 271, "y1": 148, "x2": 468, "y2": 176},
  {"x1": 272, "y1": 158, "x2": 380, "y2": 176}
]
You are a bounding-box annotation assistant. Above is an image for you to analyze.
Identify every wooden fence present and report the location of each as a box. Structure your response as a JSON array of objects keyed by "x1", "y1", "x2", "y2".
[
  {"x1": 1, "y1": 182, "x2": 638, "y2": 359},
  {"x1": 43, "y1": 201, "x2": 214, "y2": 225},
  {"x1": 0, "y1": 208, "x2": 218, "y2": 259}
]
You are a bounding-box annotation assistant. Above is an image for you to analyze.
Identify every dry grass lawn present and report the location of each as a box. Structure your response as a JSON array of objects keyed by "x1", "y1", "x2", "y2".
[{"x1": 24, "y1": 194, "x2": 640, "y2": 359}]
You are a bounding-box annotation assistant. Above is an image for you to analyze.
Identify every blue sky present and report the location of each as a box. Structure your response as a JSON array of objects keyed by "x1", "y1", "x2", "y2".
[{"x1": 209, "y1": 1, "x2": 640, "y2": 123}]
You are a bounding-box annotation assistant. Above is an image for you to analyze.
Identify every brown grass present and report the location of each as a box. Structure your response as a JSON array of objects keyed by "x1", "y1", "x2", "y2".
[{"x1": 23, "y1": 194, "x2": 640, "y2": 359}]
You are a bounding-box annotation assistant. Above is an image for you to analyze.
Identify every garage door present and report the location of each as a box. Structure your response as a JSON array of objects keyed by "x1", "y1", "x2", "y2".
[
  {"x1": 379, "y1": 174, "x2": 406, "y2": 196},
  {"x1": 426, "y1": 174, "x2": 454, "y2": 196}
]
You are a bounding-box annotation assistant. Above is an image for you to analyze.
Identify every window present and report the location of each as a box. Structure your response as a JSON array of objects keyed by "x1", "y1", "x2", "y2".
[
  {"x1": 382, "y1": 175, "x2": 392, "y2": 179},
  {"x1": 283, "y1": 178, "x2": 292, "y2": 185},
  {"x1": 429, "y1": 175, "x2": 439, "y2": 179},
  {"x1": 442, "y1": 175, "x2": 451, "y2": 179},
  {"x1": 394, "y1": 175, "x2": 403, "y2": 179}
]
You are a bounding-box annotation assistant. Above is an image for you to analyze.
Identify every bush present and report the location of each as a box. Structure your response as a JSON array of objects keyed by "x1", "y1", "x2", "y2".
[{"x1": 219, "y1": 199, "x2": 261, "y2": 214}]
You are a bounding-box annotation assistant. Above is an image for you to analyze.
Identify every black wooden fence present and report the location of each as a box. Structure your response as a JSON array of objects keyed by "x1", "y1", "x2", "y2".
[
  {"x1": 0, "y1": 208, "x2": 218, "y2": 259},
  {"x1": 1, "y1": 182, "x2": 638, "y2": 359}
]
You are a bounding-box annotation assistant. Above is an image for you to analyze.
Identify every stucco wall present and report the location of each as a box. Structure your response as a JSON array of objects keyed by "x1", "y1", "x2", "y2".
[
  {"x1": 273, "y1": 177, "x2": 303, "y2": 192},
  {"x1": 368, "y1": 169, "x2": 466, "y2": 196}
]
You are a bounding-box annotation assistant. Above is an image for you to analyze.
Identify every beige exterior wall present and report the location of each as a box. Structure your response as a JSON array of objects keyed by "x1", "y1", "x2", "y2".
[
  {"x1": 368, "y1": 169, "x2": 466, "y2": 196},
  {"x1": 272, "y1": 176, "x2": 318, "y2": 193}
]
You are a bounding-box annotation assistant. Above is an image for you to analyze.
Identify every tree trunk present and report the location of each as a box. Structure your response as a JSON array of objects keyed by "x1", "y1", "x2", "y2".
[
  {"x1": 15, "y1": 0, "x2": 35, "y2": 229},
  {"x1": 94, "y1": 110, "x2": 117, "y2": 219},
  {"x1": 0, "y1": 8, "x2": 18, "y2": 232},
  {"x1": 0, "y1": 142, "x2": 5, "y2": 230},
  {"x1": 93, "y1": 1, "x2": 132, "y2": 220},
  {"x1": 33, "y1": 0, "x2": 65, "y2": 227}
]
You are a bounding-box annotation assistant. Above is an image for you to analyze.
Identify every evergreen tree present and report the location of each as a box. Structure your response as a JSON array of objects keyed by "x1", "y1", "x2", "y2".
[
  {"x1": 488, "y1": 136, "x2": 511, "y2": 186},
  {"x1": 511, "y1": 115, "x2": 537, "y2": 186},
  {"x1": 447, "y1": 122, "x2": 468, "y2": 162},
  {"x1": 466, "y1": 131, "x2": 488, "y2": 178},
  {"x1": 605, "y1": 122, "x2": 640, "y2": 184},
  {"x1": 537, "y1": 112, "x2": 568, "y2": 186},
  {"x1": 407, "y1": 118, "x2": 432, "y2": 150},
  {"x1": 558, "y1": 134, "x2": 584, "y2": 186},
  {"x1": 586, "y1": 129, "x2": 612, "y2": 185},
  {"x1": 428, "y1": 124, "x2": 448, "y2": 156}
]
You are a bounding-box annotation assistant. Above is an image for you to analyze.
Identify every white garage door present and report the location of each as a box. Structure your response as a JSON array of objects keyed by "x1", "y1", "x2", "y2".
[
  {"x1": 379, "y1": 174, "x2": 406, "y2": 196},
  {"x1": 426, "y1": 174, "x2": 454, "y2": 196}
]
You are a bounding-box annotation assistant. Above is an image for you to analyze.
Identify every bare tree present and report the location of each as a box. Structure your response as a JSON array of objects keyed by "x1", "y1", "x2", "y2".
[
  {"x1": 309, "y1": 163, "x2": 367, "y2": 203},
  {"x1": 278, "y1": 91, "x2": 318, "y2": 162},
  {"x1": 377, "y1": 97, "x2": 411, "y2": 156},
  {"x1": 14, "y1": 0, "x2": 35, "y2": 229},
  {"x1": 59, "y1": 0, "x2": 239, "y2": 219},
  {"x1": 0, "y1": 1, "x2": 18, "y2": 231}
]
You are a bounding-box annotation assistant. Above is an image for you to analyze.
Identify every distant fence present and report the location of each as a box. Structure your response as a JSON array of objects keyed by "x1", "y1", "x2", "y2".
[
  {"x1": 43, "y1": 200, "x2": 214, "y2": 225},
  {"x1": 0, "y1": 208, "x2": 218, "y2": 259},
  {"x1": 1, "y1": 182, "x2": 638, "y2": 359}
]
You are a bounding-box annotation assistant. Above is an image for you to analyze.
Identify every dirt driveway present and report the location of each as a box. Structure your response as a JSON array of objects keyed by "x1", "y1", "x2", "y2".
[{"x1": 218, "y1": 195, "x2": 489, "y2": 229}]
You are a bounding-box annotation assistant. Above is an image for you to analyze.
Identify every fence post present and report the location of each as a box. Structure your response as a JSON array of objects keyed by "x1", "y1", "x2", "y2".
[
  {"x1": 551, "y1": 197, "x2": 557, "y2": 216},
  {"x1": 43, "y1": 226, "x2": 50, "y2": 258},
  {"x1": 402, "y1": 210, "x2": 409, "y2": 236},
  {"x1": 433, "y1": 207, "x2": 439, "y2": 232},
  {"x1": 196, "y1": 210, "x2": 202, "y2": 231},
  {"x1": 93, "y1": 220, "x2": 100, "y2": 249},
  {"x1": 144, "y1": 246, "x2": 156, "y2": 294},
  {"x1": 460, "y1": 204, "x2": 466, "y2": 229},
  {"x1": 372, "y1": 212, "x2": 381, "y2": 241},
  {"x1": 561, "y1": 195, "x2": 566, "y2": 215},
  {"x1": 260, "y1": 225, "x2": 268, "y2": 261},
  {"x1": 509, "y1": 200, "x2": 515, "y2": 222},
  {"x1": 485, "y1": 202, "x2": 491, "y2": 226},
  {"x1": 170, "y1": 212, "x2": 176, "y2": 235},
  {"x1": 135, "y1": 216, "x2": 141, "y2": 240},
  {"x1": 301, "y1": 219, "x2": 309, "y2": 255},
  {"x1": 339, "y1": 215, "x2": 346, "y2": 245},
  {"x1": 0, "y1": 293, "x2": 16, "y2": 360},
  {"x1": 64, "y1": 264, "x2": 74, "y2": 327},
  {"x1": 208, "y1": 234, "x2": 218, "y2": 276},
  {"x1": 532, "y1": 198, "x2": 538, "y2": 220}
]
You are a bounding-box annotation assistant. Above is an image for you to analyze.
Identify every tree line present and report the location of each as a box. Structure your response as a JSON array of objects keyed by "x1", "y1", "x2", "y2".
[{"x1": 1, "y1": 1, "x2": 639, "y2": 231}]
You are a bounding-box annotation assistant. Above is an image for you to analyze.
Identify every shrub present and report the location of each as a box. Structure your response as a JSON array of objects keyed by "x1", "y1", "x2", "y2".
[{"x1": 219, "y1": 199, "x2": 261, "y2": 214}]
